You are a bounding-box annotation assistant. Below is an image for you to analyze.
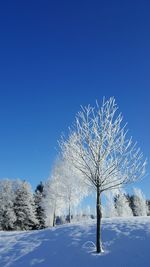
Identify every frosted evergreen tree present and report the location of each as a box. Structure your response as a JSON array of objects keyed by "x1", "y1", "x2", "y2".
[
  {"x1": 34, "y1": 189, "x2": 45, "y2": 229},
  {"x1": 14, "y1": 181, "x2": 38, "y2": 230},
  {"x1": 115, "y1": 191, "x2": 133, "y2": 217},
  {"x1": 125, "y1": 194, "x2": 135, "y2": 215},
  {"x1": 133, "y1": 188, "x2": 147, "y2": 216},
  {"x1": 0, "y1": 181, "x2": 4, "y2": 230},
  {"x1": 0, "y1": 180, "x2": 16, "y2": 230},
  {"x1": 114, "y1": 190, "x2": 133, "y2": 217},
  {"x1": 35, "y1": 181, "x2": 44, "y2": 194},
  {"x1": 146, "y1": 200, "x2": 150, "y2": 216}
]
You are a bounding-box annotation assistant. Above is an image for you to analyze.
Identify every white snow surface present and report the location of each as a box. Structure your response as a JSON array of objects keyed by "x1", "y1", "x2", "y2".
[{"x1": 0, "y1": 217, "x2": 150, "y2": 267}]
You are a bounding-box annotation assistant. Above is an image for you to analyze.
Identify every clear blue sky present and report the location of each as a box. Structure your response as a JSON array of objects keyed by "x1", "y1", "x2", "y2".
[{"x1": 0, "y1": 1, "x2": 149, "y2": 197}]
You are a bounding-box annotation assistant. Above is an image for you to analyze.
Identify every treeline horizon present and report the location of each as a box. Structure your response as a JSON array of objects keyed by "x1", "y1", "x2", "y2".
[{"x1": 0, "y1": 178, "x2": 150, "y2": 232}]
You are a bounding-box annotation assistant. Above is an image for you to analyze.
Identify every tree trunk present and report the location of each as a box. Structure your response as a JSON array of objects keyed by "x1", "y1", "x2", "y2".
[
  {"x1": 68, "y1": 202, "x2": 71, "y2": 223},
  {"x1": 96, "y1": 186, "x2": 102, "y2": 253},
  {"x1": 53, "y1": 211, "x2": 56, "y2": 227}
]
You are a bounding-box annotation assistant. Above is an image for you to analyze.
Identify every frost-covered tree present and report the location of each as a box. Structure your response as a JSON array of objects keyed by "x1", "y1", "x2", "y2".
[
  {"x1": 34, "y1": 182, "x2": 45, "y2": 229},
  {"x1": 133, "y1": 188, "x2": 147, "y2": 216},
  {"x1": 60, "y1": 97, "x2": 146, "y2": 253},
  {"x1": 0, "y1": 193, "x2": 3, "y2": 230},
  {"x1": 114, "y1": 191, "x2": 133, "y2": 217},
  {"x1": 43, "y1": 158, "x2": 88, "y2": 226},
  {"x1": 35, "y1": 181, "x2": 44, "y2": 194},
  {"x1": 34, "y1": 190, "x2": 45, "y2": 229},
  {"x1": 14, "y1": 181, "x2": 38, "y2": 230},
  {"x1": 104, "y1": 191, "x2": 117, "y2": 218},
  {"x1": 55, "y1": 159, "x2": 88, "y2": 223},
  {"x1": 146, "y1": 200, "x2": 150, "y2": 216},
  {"x1": 0, "y1": 180, "x2": 16, "y2": 230},
  {"x1": 43, "y1": 174, "x2": 65, "y2": 227},
  {"x1": 125, "y1": 194, "x2": 135, "y2": 215}
]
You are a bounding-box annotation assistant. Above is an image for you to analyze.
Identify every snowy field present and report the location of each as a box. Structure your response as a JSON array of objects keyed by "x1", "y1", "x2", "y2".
[{"x1": 0, "y1": 217, "x2": 150, "y2": 267}]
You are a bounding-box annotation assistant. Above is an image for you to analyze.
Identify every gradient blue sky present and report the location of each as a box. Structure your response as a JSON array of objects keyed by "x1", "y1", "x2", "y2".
[{"x1": 0, "y1": 1, "x2": 149, "y2": 197}]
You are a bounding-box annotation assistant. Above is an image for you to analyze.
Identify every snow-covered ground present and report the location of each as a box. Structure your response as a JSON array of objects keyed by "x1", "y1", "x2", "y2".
[{"x1": 0, "y1": 217, "x2": 150, "y2": 267}]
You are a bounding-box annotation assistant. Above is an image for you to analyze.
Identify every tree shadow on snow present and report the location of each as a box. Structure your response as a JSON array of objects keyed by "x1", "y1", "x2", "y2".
[{"x1": 0, "y1": 218, "x2": 150, "y2": 267}]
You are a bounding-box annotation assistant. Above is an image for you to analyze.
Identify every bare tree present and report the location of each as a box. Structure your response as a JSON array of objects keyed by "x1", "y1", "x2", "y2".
[
  {"x1": 60, "y1": 97, "x2": 147, "y2": 253},
  {"x1": 43, "y1": 169, "x2": 65, "y2": 227},
  {"x1": 56, "y1": 158, "x2": 88, "y2": 223}
]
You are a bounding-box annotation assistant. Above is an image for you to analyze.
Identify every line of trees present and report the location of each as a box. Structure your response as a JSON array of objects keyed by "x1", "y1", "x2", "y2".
[
  {"x1": 104, "y1": 188, "x2": 149, "y2": 218},
  {"x1": 0, "y1": 179, "x2": 45, "y2": 231},
  {"x1": 1, "y1": 177, "x2": 150, "y2": 232},
  {"x1": 0, "y1": 174, "x2": 88, "y2": 231}
]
